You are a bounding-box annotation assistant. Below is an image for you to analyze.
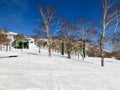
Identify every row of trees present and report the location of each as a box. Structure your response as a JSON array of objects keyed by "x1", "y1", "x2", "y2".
[
  {"x1": 35, "y1": 0, "x2": 120, "y2": 67},
  {"x1": 36, "y1": 4, "x2": 96, "y2": 56}
]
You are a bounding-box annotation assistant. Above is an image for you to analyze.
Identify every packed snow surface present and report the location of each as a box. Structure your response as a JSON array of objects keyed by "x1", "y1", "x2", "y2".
[{"x1": 0, "y1": 44, "x2": 120, "y2": 90}]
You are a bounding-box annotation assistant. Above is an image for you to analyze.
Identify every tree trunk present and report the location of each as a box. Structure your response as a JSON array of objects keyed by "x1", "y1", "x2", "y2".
[
  {"x1": 48, "y1": 45, "x2": 51, "y2": 57},
  {"x1": 39, "y1": 46, "x2": 41, "y2": 53},
  {"x1": 67, "y1": 51, "x2": 71, "y2": 59},
  {"x1": 78, "y1": 53, "x2": 79, "y2": 61},
  {"x1": 0, "y1": 45, "x2": 2, "y2": 50},
  {"x1": 6, "y1": 45, "x2": 8, "y2": 51},
  {"x1": 46, "y1": 24, "x2": 51, "y2": 57},
  {"x1": 101, "y1": 48, "x2": 104, "y2": 67},
  {"x1": 9, "y1": 44, "x2": 11, "y2": 51},
  {"x1": 100, "y1": 35, "x2": 104, "y2": 67},
  {"x1": 48, "y1": 37, "x2": 51, "y2": 57},
  {"x1": 66, "y1": 42, "x2": 71, "y2": 59}
]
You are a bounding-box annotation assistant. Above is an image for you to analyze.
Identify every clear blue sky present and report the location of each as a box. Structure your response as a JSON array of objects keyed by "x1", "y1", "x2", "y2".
[{"x1": 0, "y1": 0, "x2": 100, "y2": 35}]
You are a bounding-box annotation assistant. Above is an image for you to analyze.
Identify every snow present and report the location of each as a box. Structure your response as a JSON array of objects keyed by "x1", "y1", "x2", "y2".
[
  {"x1": 0, "y1": 44, "x2": 120, "y2": 90},
  {"x1": 9, "y1": 31, "x2": 18, "y2": 35},
  {"x1": 103, "y1": 49, "x2": 112, "y2": 53}
]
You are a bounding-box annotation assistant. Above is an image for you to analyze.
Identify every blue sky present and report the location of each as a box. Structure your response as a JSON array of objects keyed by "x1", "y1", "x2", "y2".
[{"x1": 0, "y1": 0, "x2": 100, "y2": 35}]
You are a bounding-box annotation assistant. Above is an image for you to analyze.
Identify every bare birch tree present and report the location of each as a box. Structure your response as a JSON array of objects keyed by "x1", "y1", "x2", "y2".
[
  {"x1": 99, "y1": 0, "x2": 120, "y2": 66},
  {"x1": 34, "y1": 22, "x2": 46, "y2": 53},
  {"x1": 75, "y1": 18, "x2": 96, "y2": 60},
  {"x1": 57, "y1": 18, "x2": 74, "y2": 59},
  {"x1": 38, "y1": 3, "x2": 56, "y2": 57}
]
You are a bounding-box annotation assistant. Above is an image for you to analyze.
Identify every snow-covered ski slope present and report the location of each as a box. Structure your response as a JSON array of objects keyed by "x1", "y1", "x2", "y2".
[{"x1": 0, "y1": 44, "x2": 120, "y2": 90}]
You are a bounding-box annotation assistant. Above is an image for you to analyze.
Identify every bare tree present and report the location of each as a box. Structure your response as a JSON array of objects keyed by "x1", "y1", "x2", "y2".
[
  {"x1": 111, "y1": 33, "x2": 120, "y2": 59},
  {"x1": 0, "y1": 30, "x2": 7, "y2": 50},
  {"x1": 0, "y1": 30, "x2": 11, "y2": 51},
  {"x1": 34, "y1": 22, "x2": 46, "y2": 53},
  {"x1": 75, "y1": 18, "x2": 96, "y2": 60},
  {"x1": 4, "y1": 38, "x2": 11, "y2": 51},
  {"x1": 57, "y1": 18, "x2": 75, "y2": 59},
  {"x1": 38, "y1": 3, "x2": 56, "y2": 57},
  {"x1": 99, "y1": 0, "x2": 120, "y2": 66}
]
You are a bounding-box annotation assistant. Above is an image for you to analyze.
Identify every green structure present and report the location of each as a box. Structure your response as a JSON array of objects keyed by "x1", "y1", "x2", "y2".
[
  {"x1": 12, "y1": 39, "x2": 29, "y2": 49},
  {"x1": 82, "y1": 40, "x2": 86, "y2": 58},
  {"x1": 61, "y1": 40, "x2": 64, "y2": 55}
]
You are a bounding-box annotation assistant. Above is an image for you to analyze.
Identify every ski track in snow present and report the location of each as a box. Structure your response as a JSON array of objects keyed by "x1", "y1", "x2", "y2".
[{"x1": 0, "y1": 44, "x2": 120, "y2": 90}]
